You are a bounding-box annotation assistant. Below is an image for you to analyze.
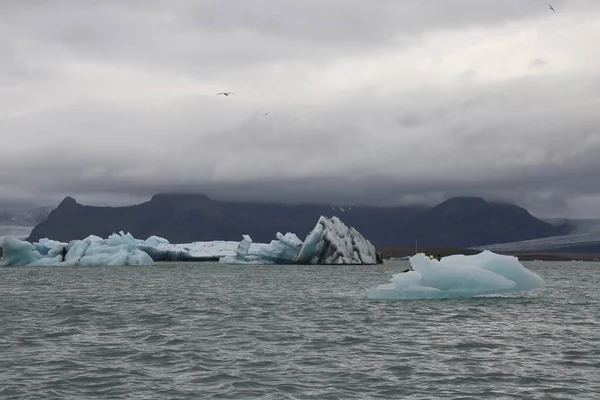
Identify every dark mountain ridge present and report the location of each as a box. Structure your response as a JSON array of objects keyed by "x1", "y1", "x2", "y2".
[{"x1": 26, "y1": 193, "x2": 568, "y2": 247}]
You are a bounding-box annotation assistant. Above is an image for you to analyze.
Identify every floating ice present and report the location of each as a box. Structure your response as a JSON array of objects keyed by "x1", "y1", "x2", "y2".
[
  {"x1": 219, "y1": 235, "x2": 261, "y2": 264},
  {"x1": 366, "y1": 251, "x2": 544, "y2": 300},
  {"x1": 83, "y1": 235, "x2": 104, "y2": 243},
  {"x1": 1, "y1": 231, "x2": 153, "y2": 267},
  {"x1": 295, "y1": 216, "x2": 378, "y2": 265},
  {"x1": 219, "y1": 216, "x2": 379, "y2": 265},
  {"x1": 218, "y1": 232, "x2": 304, "y2": 265},
  {"x1": 258, "y1": 232, "x2": 303, "y2": 264},
  {"x1": 143, "y1": 235, "x2": 170, "y2": 247},
  {"x1": 137, "y1": 237, "x2": 258, "y2": 262},
  {"x1": 1, "y1": 237, "x2": 45, "y2": 266},
  {"x1": 2, "y1": 216, "x2": 380, "y2": 266}
]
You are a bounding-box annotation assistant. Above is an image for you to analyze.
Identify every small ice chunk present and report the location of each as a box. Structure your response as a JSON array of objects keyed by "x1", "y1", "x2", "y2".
[
  {"x1": 235, "y1": 235, "x2": 252, "y2": 258},
  {"x1": 258, "y1": 232, "x2": 303, "y2": 264},
  {"x1": 219, "y1": 235, "x2": 260, "y2": 264},
  {"x1": 29, "y1": 254, "x2": 63, "y2": 267},
  {"x1": 83, "y1": 235, "x2": 104, "y2": 244},
  {"x1": 63, "y1": 241, "x2": 89, "y2": 266},
  {"x1": 144, "y1": 235, "x2": 170, "y2": 247},
  {"x1": 127, "y1": 249, "x2": 154, "y2": 266}
]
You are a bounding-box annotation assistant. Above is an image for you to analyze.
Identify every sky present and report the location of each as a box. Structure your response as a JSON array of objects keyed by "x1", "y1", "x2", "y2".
[{"x1": 1, "y1": 0, "x2": 600, "y2": 217}]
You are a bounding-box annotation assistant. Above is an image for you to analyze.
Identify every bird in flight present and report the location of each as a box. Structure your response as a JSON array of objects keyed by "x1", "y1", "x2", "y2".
[
  {"x1": 215, "y1": 92, "x2": 234, "y2": 96},
  {"x1": 549, "y1": 4, "x2": 555, "y2": 12},
  {"x1": 264, "y1": 112, "x2": 270, "y2": 116}
]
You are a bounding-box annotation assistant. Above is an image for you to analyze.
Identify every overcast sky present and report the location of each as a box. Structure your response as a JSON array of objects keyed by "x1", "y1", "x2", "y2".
[{"x1": 2, "y1": 0, "x2": 600, "y2": 217}]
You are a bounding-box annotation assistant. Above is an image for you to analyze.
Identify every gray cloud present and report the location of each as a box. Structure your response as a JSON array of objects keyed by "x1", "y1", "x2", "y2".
[
  {"x1": 1, "y1": 0, "x2": 600, "y2": 217},
  {"x1": 530, "y1": 58, "x2": 548, "y2": 68}
]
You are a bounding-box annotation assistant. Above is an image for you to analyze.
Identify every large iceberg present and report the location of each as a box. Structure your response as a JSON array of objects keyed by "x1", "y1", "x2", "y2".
[
  {"x1": 1, "y1": 231, "x2": 153, "y2": 267},
  {"x1": 366, "y1": 251, "x2": 544, "y2": 300},
  {"x1": 219, "y1": 216, "x2": 380, "y2": 265},
  {"x1": 296, "y1": 216, "x2": 378, "y2": 264},
  {"x1": 1, "y1": 216, "x2": 381, "y2": 266}
]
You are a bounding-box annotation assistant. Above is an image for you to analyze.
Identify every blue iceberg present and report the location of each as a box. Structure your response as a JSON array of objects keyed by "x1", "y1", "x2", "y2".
[
  {"x1": 1, "y1": 232, "x2": 154, "y2": 267},
  {"x1": 366, "y1": 251, "x2": 544, "y2": 300}
]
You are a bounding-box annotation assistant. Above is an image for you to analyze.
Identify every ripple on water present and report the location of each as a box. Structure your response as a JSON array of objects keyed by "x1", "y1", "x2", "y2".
[{"x1": 0, "y1": 262, "x2": 599, "y2": 399}]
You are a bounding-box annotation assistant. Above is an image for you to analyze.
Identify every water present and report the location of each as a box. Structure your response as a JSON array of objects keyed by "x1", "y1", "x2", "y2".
[{"x1": 1, "y1": 261, "x2": 599, "y2": 399}]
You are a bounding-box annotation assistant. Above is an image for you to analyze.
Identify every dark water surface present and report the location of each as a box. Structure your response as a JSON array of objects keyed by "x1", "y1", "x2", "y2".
[{"x1": 1, "y1": 261, "x2": 599, "y2": 399}]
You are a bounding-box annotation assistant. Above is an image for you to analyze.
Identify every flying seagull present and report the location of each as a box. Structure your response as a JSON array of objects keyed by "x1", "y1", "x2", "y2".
[
  {"x1": 264, "y1": 112, "x2": 269, "y2": 116},
  {"x1": 215, "y1": 92, "x2": 234, "y2": 96},
  {"x1": 549, "y1": 4, "x2": 555, "y2": 12}
]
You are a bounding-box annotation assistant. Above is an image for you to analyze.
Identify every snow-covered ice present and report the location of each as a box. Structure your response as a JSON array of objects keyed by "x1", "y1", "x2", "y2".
[{"x1": 366, "y1": 251, "x2": 544, "y2": 300}]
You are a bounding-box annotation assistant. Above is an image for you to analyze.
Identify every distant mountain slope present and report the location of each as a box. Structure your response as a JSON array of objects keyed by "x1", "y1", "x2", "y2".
[
  {"x1": 407, "y1": 197, "x2": 568, "y2": 247},
  {"x1": 479, "y1": 218, "x2": 600, "y2": 253},
  {"x1": 0, "y1": 225, "x2": 34, "y2": 242},
  {"x1": 0, "y1": 205, "x2": 52, "y2": 227},
  {"x1": 26, "y1": 194, "x2": 566, "y2": 247}
]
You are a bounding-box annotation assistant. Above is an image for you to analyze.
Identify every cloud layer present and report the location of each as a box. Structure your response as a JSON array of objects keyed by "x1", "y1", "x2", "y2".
[{"x1": 2, "y1": 0, "x2": 600, "y2": 216}]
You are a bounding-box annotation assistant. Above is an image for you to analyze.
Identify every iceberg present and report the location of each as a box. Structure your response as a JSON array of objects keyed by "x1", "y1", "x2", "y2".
[
  {"x1": 1, "y1": 237, "x2": 46, "y2": 266},
  {"x1": 258, "y1": 232, "x2": 303, "y2": 264},
  {"x1": 296, "y1": 216, "x2": 378, "y2": 264},
  {"x1": 1, "y1": 216, "x2": 381, "y2": 266},
  {"x1": 1, "y1": 231, "x2": 154, "y2": 267},
  {"x1": 218, "y1": 235, "x2": 261, "y2": 264},
  {"x1": 136, "y1": 238, "x2": 262, "y2": 262},
  {"x1": 366, "y1": 251, "x2": 544, "y2": 300},
  {"x1": 219, "y1": 216, "x2": 380, "y2": 265},
  {"x1": 218, "y1": 232, "x2": 303, "y2": 265},
  {"x1": 142, "y1": 235, "x2": 170, "y2": 247}
]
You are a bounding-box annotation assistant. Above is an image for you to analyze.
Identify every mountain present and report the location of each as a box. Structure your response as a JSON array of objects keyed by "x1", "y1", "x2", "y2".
[
  {"x1": 26, "y1": 194, "x2": 567, "y2": 247},
  {"x1": 406, "y1": 197, "x2": 568, "y2": 247}
]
